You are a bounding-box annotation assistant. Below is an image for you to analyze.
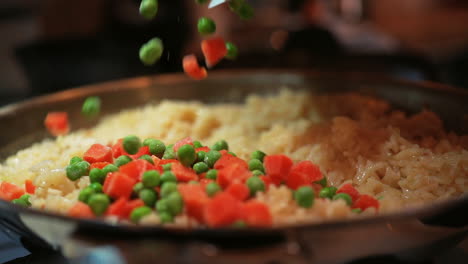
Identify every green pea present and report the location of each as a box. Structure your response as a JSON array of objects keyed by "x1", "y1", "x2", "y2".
[
  {"x1": 12, "y1": 198, "x2": 30, "y2": 207},
  {"x1": 211, "y1": 140, "x2": 228, "y2": 151},
  {"x1": 69, "y1": 156, "x2": 83, "y2": 165},
  {"x1": 139, "y1": 37, "x2": 164, "y2": 66},
  {"x1": 238, "y1": 2, "x2": 254, "y2": 20},
  {"x1": 197, "y1": 17, "x2": 216, "y2": 35},
  {"x1": 133, "y1": 182, "x2": 144, "y2": 194},
  {"x1": 227, "y1": 151, "x2": 237, "y2": 157},
  {"x1": 315, "y1": 177, "x2": 327, "y2": 187},
  {"x1": 139, "y1": 188, "x2": 158, "y2": 207},
  {"x1": 319, "y1": 187, "x2": 337, "y2": 199},
  {"x1": 333, "y1": 193, "x2": 352, "y2": 206},
  {"x1": 12, "y1": 194, "x2": 31, "y2": 207},
  {"x1": 160, "y1": 182, "x2": 177, "y2": 198},
  {"x1": 352, "y1": 208, "x2": 362, "y2": 214},
  {"x1": 81, "y1": 96, "x2": 101, "y2": 118},
  {"x1": 115, "y1": 155, "x2": 132, "y2": 167},
  {"x1": 252, "y1": 170, "x2": 264, "y2": 177},
  {"x1": 88, "y1": 193, "x2": 110, "y2": 216},
  {"x1": 232, "y1": 220, "x2": 247, "y2": 228},
  {"x1": 139, "y1": 0, "x2": 158, "y2": 20},
  {"x1": 162, "y1": 163, "x2": 172, "y2": 171},
  {"x1": 193, "y1": 162, "x2": 209, "y2": 174},
  {"x1": 66, "y1": 161, "x2": 90, "y2": 181},
  {"x1": 197, "y1": 151, "x2": 206, "y2": 162},
  {"x1": 294, "y1": 186, "x2": 315, "y2": 208},
  {"x1": 251, "y1": 150, "x2": 266, "y2": 162},
  {"x1": 161, "y1": 171, "x2": 177, "y2": 184},
  {"x1": 143, "y1": 139, "x2": 166, "y2": 158},
  {"x1": 205, "y1": 169, "x2": 218, "y2": 180},
  {"x1": 102, "y1": 164, "x2": 118, "y2": 175},
  {"x1": 89, "y1": 182, "x2": 103, "y2": 193},
  {"x1": 166, "y1": 192, "x2": 184, "y2": 215},
  {"x1": 205, "y1": 182, "x2": 221, "y2": 197},
  {"x1": 159, "y1": 211, "x2": 174, "y2": 223},
  {"x1": 193, "y1": 141, "x2": 203, "y2": 149},
  {"x1": 122, "y1": 135, "x2": 141, "y2": 155},
  {"x1": 163, "y1": 144, "x2": 175, "y2": 159},
  {"x1": 142, "y1": 170, "x2": 160, "y2": 188},
  {"x1": 139, "y1": 154, "x2": 154, "y2": 165},
  {"x1": 225, "y1": 42, "x2": 238, "y2": 60},
  {"x1": 155, "y1": 199, "x2": 169, "y2": 213},
  {"x1": 246, "y1": 176, "x2": 265, "y2": 196},
  {"x1": 78, "y1": 187, "x2": 95, "y2": 203},
  {"x1": 248, "y1": 159, "x2": 264, "y2": 172},
  {"x1": 177, "y1": 144, "x2": 196, "y2": 167},
  {"x1": 89, "y1": 168, "x2": 106, "y2": 184},
  {"x1": 195, "y1": 0, "x2": 209, "y2": 4},
  {"x1": 130, "y1": 206, "x2": 152, "y2": 223},
  {"x1": 204, "y1": 150, "x2": 221, "y2": 168}
]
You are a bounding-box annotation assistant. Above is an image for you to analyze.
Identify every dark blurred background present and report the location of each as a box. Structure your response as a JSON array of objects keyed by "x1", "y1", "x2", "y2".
[{"x1": 1, "y1": 0, "x2": 468, "y2": 106}]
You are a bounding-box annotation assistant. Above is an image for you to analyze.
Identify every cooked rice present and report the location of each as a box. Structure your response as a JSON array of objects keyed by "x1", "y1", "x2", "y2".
[{"x1": 1, "y1": 89, "x2": 467, "y2": 226}]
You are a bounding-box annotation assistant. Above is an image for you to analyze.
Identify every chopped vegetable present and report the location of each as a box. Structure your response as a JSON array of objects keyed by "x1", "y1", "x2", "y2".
[
  {"x1": 122, "y1": 135, "x2": 142, "y2": 155},
  {"x1": 225, "y1": 42, "x2": 238, "y2": 60},
  {"x1": 171, "y1": 162, "x2": 198, "y2": 182},
  {"x1": 119, "y1": 159, "x2": 155, "y2": 181},
  {"x1": 182, "y1": 54, "x2": 208, "y2": 80},
  {"x1": 263, "y1": 154, "x2": 293, "y2": 185},
  {"x1": 353, "y1": 194, "x2": 380, "y2": 211},
  {"x1": 139, "y1": 37, "x2": 164, "y2": 66},
  {"x1": 130, "y1": 206, "x2": 152, "y2": 223},
  {"x1": 24, "y1": 180, "x2": 35, "y2": 194},
  {"x1": 12, "y1": 194, "x2": 31, "y2": 207},
  {"x1": 103, "y1": 172, "x2": 137, "y2": 199},
  {"x1": 337, "y1": 183, "x2": 361, "y2": 202},
  {"x1": 332, "y1": 193, "x2": 353, "y2": 206},
  {"x1": 225, "y1": 182, "x2": 249, "y2": 201},
  {"x1": 315, "y1": 177, "x2": 327, "y2": 188},
  {"x1": 44, "y1": 112, "x2": 69, "y2": 136},
  {"x1": 83, "y1": 144, "x2": 113, "y2": 164},
  {"x1": 68, "y1": 202, "x2": 94, "y2": 219},
  {"x1": 241, "y1": 201, "x2": 272, "y2": 227},
  {"x1": 178, "y1": 183, "x2": 209, "y2": 222},
  {"x1": 204, "y1": 192, "x2": 241, "y2": 227},
  {"x1": 197, "y1": 17, "x2": 216, "y2": 35},
  {"x1": 81, "y1": 96, "x2": 101, "y2": 118},
  {"x1": 139, "y1": 0, "x2": 158, "y2": 20},
  {"x1": 88, "y1": 193, "x2": 111, "y2": 216},
  {"x1": 201, "y1": 37, "x2": 228, "y2": 68},
  {"x1": 286, "y1": 161, "x2": 323, "y2": 190},
  {"x1": 217, "y1": 162, "x2": 251, "y2": 188},
  {"x1": 294, "y1": 186, "x2": 314, "y2": 208}
]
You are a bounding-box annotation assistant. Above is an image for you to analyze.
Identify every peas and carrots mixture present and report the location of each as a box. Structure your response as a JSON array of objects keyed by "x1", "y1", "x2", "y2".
[{"x1": 0, "y1": 135, "x2": 380, "y2": 228}]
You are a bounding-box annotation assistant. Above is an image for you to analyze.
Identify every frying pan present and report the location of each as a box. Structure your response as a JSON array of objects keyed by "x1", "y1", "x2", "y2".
[{"x1": 0, "y1": 70, "x2": 467, "y2": 264}]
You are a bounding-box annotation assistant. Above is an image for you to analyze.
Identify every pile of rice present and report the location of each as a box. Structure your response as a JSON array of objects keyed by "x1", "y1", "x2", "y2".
[{"x1": 0, "y1": 90, "x2": 467, "y2": 226}]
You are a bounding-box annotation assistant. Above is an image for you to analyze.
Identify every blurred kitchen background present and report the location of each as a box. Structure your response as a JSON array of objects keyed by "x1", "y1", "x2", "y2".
[{"x1": 1, "y1": 0, "x2": 468, "y2": 106}]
